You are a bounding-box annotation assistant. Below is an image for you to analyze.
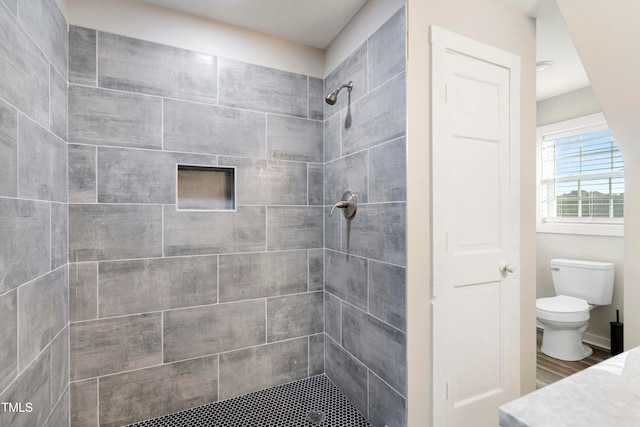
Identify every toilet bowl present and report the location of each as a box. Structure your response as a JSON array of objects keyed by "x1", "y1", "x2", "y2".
[
  {"x1": 536, "y1": 258, "x2": 614, "y2": 362},
  {"x1": 536, "y1": 295, "x2": 592, "y2": 361}
]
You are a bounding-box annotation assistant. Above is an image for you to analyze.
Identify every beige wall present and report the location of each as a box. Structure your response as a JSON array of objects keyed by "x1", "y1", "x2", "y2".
[
  {"x1": 537, "y1": 85, "x2": 601, "y2": 126},
  {"x1": 67, "y1": 0, "x2": 324, "y2": 77},
  {"x1": 537, "y1": 233, "x2": 624, "y2": 347},
  {"x1": 406, "y1": 0, "x2": 537, "y2": 424},
  {"x1": 323, "y1": 0, "x2": 406, "y2": 76},
  {"x1": 555, "y1": 0, "x2": 640, "y2": 350},
  {"x1": 536, "y1": 88, "x2": 623, "y2": 348}
]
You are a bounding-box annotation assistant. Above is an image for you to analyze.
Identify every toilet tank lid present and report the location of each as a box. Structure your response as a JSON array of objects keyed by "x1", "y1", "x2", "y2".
[
  {"x1": 550, "y1": 258, "x2": 614, "y2": 270},
  {"x1": 537, "y1": 295, "x2": 589, "y2": 312}
]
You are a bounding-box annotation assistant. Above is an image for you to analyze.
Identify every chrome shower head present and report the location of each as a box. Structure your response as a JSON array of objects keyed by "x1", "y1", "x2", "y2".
[{"x1": 325, "y1": 81, "x2": 353, "y2": 105}]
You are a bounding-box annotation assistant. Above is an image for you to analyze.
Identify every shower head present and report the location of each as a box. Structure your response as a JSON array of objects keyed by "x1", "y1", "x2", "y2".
[{"x1": 325, "y1": 81, "x2": 353, "y2": 105}]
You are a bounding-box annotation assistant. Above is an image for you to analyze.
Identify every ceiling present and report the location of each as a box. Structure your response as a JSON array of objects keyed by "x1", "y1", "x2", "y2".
[
  {"x1": 139, "y1": 0, "x2": 368, "y2": 49},
  {"x1": 140, "y1": 0, "x2": 588, "y2": 100}
]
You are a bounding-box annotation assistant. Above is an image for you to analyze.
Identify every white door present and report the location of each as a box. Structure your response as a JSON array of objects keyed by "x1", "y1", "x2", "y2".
[{"x1": 431, "y1": 27, "x2": 521, "y2": 427}]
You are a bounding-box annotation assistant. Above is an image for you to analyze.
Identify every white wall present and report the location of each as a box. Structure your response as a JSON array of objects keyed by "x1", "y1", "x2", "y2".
[
  {"x1": 406, "y1": 0, "x2": 537, "y2": 424},
  {"x1": 67, "y1": 0, "x2": 324, "y2": 77}
]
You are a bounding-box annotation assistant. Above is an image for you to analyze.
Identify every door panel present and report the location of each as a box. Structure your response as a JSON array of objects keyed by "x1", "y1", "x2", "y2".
[{"x1": 431, "y1": 26, "x2": 521, "y2": 427}]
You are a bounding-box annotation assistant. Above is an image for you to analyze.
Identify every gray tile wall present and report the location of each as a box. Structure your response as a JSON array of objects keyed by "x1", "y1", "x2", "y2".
[
  {"x1": 67, "y1": 26, "x2": 324, "y2": 426},
  {"x1": 323, "y1": 7, "x2": 407, "y2": 427},
  {"x1": 0, "y1": 1, "x2": 69, "y2": 426}
]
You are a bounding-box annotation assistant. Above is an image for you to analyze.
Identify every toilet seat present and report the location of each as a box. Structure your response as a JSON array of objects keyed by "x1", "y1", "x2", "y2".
[{"x1": 536, "y1": 295, "x2": 590, "y2": 323}]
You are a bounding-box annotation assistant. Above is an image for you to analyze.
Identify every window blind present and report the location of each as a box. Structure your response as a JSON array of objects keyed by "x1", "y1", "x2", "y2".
[{"x1": 540, "y1": 126, "x2": 624, "y2": 222}]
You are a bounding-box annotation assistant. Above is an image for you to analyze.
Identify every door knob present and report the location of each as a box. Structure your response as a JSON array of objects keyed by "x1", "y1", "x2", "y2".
[{"x1": 499, "y1": 260, "x2": 515, "y2": 274}]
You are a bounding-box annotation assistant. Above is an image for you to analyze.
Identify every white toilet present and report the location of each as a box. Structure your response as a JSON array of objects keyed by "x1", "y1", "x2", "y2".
[{"x1": 536, "y1": 258, "x2": 614, "y2": 361}]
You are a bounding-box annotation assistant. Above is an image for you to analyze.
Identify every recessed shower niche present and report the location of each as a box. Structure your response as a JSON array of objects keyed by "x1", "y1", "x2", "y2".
[{"x1": 177, "y1": 164, "x2": 236, "y2": 211}]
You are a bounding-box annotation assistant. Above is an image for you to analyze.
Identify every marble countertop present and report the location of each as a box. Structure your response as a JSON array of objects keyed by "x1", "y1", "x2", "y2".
[{"x1": 499, "y1": 347, "x2": 640, "y2": 426}]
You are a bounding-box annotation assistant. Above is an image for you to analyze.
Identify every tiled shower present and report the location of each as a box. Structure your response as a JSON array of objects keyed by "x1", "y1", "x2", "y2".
[{"x1": 0, "y1": 0, "x2": 406, "y2": 426}]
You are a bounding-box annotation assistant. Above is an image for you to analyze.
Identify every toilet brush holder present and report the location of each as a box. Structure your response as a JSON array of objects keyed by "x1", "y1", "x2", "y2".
[{"x1": 610, "y1": 309, "x2": 623, "y2": 356}]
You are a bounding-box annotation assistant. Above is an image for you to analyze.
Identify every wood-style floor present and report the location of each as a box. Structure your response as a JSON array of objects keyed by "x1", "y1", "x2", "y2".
[{"x1": 536, "y1": 329, "x2": 611, "y2": 389}]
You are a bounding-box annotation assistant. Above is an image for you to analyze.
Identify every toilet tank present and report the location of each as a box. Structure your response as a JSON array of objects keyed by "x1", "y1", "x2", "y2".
[{"x1": 550, "y1": 258, "x2": 615, "y2": 305}]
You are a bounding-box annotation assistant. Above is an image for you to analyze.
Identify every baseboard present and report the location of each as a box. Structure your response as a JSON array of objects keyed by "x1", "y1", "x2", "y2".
[
  {"x1": 536, "y1": 326, "x2": 611, "y2": 351},
  {"x1": 583, "y1": 332, "x2": 610, "y2": 351}
]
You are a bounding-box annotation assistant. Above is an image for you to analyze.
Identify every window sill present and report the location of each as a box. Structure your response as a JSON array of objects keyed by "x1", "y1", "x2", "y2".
[{"x1": 537, "y1": 222, "x2": 623, "y2": 237}]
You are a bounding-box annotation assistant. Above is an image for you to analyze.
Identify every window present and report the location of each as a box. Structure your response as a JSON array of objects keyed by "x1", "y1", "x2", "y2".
[{"x1": 537, "y1": 113, "x2": 624, "y2": 236}]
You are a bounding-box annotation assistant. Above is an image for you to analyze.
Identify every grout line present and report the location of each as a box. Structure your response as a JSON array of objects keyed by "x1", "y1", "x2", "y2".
[
  {"x1": 95, "y1": 31, "x2": 99, "y2": 87},
  {"x1": 95, "y1": 261, "x2": 99, "y2": 319}
]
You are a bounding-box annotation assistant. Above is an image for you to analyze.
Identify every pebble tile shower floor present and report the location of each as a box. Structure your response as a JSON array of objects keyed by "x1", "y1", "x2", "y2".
[{"x1": 125, "y1": 374, "x2": 372, "y2": 427}]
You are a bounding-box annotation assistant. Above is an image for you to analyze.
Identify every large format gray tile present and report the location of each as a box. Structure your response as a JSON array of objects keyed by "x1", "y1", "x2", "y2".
[
  {"x1": 369, "y1": 261, "x2": 406, "y2": 331},
  {"x1": 51, "y1": 202, "x2": 68, "y2": 269},
  {"x1": 368, "y1": 6, "x2": 406, "y2": 90},
  {"x1": 369, "y1": 372, "x2": 406, "y2": 427},
  {"x1": 325, "y1": 250, "x2": 368, "y2": 311},
  {"x1": 18, "y1": 115, "x2": 67, "y2": 202},
  {"x1": 324, "y1": 151, "x2": 368, "y2": 205},
  {"x1": 99, "y1": 356, "x2": 218, "y2": 427},
  {"x1": 69, "y1": 26, "x2": 96, "y2": 86},
  {"x1": 98, "y1": 32, "x2": 217, "y2": 103},
  {"x1": 69, "y1": 263, "x2": 97, "y2": 322},
  {"x1": 99, "y1": 256, "x2": 217, "y2": 317},
  {"x1": 50, "y1": 326, "x2": 69, "y2": 407},
  {"x1": 70, "y1": 313, "x2": 162, "y2": 381},
  {"x1": 342, "y1": 72, "x2": 406, "y2": 156},
  {"x1": 1, "y1": 0, "x2": 16, "y2": 16},
  {"x1": 342, "y1": 303, "x2": 406, "y2": 395},
  {"x1": 325, "y1": 337, "x2": 368, "y2": 417},
  {"x1": 97, "y1": 147, "x2": 216, "y2": 204},
  {"x1": 43, "y1": 387, "x2": 70, "y2": 427},
  {"x1": 267, "y1": 115, "x2": 323, "y2": 162},
  {"x1": 0, "y1": 290, "x2": 17, "y2": 393},
  {"x1": 0, "y1": 198, "x2": 50, "y2": 294},
  {"x1": 70, "y1": 379, "x2": 97, "y2": 427},
  {"x1": 218, "y1": 157, "x2": 307, "y2": 206},
  {"x1": 324, "y1": 205, "x2": 341, "y2": 251},
  {"x1": 68, "y1": 85, "x2": 162, "y2": 149},
  {"x1": 309, "y1": 77, "x2": 324, "y2": 120},
  {"x1": 163, "y1": 99, "x2": 266, "y2": 158},
  {"x1": 267, "y1": 206, "x2": 323, "y2": 250},
  {"x1": 219, "y1": 251, "x2": 308, "y2": 302},
  {"x1": 369, "y1": 137, "x2": 406, "y2": 202},
  {"x1": 50, "y1": 65, "x2": 67, "y2": 140},
  {"x1": 164, "y1": 206, "x2": 266, "y2": 256},
  {"x1": 0, "y1": 2, "x2": 49, "y2": 127},
  {"x1": 0, "y1": 98, "x2": 17, "y2": 197},
  {"x1": 341, "y1": 202, "x2": 406, "y2": 266},
  {"x1": 308, "y1": 163, "x2": 323, "y2": 206},
  {"x1": 324, "y1": 291, "x2": 341, "y2": 343},
  {"x1": 324, "y1": 43, "x2": 368, "y2": 114},
  {"x1": 18, "y1": 0, "x2": 67, "y2": 78},
  {"x1": 324, "y1": 113, "x2": 341, "y2": 163},
  {"x1": 163, "y1": 300, "x2": 265, "y2": 363},
  {"x1": 267, "y1": 291, "x2": 324, "y2": 342},
  {"x1": 309, "y1": 334, "x2": 324, "y2": 376},
  {"x1": 69, "y1": 204, "x2": 163, "y2": 262},
  {"x1": 219, "y1": 338, "x2": 308, "y2": 400},
  {"x1": 18, "y1": 267, "x2": 68, "y2": 370},
  {"x1": 309, "y1": 248, "x2": 324, "y2": 291},
  {"x1": 0, "y1": 348, "x2": 51, "y2": 427},
  {"x1": 68, "y1": 144, "x2": 96, "y2": 203},
  {"x1": 218, "y1": 58, "x2": 308, "y2": 117}
]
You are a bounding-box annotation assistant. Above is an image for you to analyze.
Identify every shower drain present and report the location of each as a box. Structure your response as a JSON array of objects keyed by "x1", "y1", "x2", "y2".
[{"x1": 306, "y1": 410, "x2": 326, "y2": 425}]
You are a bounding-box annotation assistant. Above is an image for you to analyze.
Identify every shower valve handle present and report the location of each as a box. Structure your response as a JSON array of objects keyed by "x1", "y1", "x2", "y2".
[{"x1": 329, "y1": 191, "x2": 357, "y2": 219}]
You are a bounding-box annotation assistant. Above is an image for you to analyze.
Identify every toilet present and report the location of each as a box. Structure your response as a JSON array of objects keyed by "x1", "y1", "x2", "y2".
[{"x1": 536, "y1": 258, "x2": 614, "y2": 361}]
